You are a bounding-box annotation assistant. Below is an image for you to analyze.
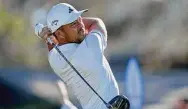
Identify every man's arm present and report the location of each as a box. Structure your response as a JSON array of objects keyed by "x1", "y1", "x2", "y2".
[
  {"x1": 82, "y1": 17, "x2": 108, "y2": 51},
  {"x1": 82, "y1": 17, "x2": 107, "y2": 39}
]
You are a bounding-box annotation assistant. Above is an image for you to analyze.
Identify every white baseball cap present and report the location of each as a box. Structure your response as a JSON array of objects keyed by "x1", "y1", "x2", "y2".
[{"x1": 47, "y1": 3, "x2": 88, "y2": 33}]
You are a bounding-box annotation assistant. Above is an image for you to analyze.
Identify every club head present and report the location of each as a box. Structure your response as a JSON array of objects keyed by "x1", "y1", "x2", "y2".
[{"x1": 108, "y1": 95, "x2": 130, "y2": 109}]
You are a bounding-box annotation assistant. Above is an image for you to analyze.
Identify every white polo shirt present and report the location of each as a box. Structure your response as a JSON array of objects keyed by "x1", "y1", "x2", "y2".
[{"x1": 48, "y1": 30, "x2": 119, "y2": 109}]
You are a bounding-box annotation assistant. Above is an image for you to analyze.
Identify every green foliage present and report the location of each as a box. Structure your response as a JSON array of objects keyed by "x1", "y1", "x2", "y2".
[{"x1": 0, "y1": 6, "x2": 48, "y2": 69}]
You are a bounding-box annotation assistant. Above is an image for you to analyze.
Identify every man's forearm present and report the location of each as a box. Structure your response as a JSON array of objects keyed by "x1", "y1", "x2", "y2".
[
  {"x1": 82, "y1": 17, "x2": 107, "y2": 37},
  {"x1": 82, "y1": 17, "x2": 96, "y2": 31}
]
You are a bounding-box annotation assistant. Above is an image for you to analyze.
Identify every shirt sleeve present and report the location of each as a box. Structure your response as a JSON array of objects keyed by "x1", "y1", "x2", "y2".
[
  {"x1": 84, "y1": 30, "x2": 107, "y2": 63},
  {"x1": 86, "y1": 29, "x2": 107, "y2": 52}
]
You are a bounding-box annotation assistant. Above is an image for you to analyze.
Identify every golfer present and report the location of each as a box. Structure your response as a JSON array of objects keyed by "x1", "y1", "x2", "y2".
[{"x1": 36, "y1": 3, "x2": 119, "y2": 109}]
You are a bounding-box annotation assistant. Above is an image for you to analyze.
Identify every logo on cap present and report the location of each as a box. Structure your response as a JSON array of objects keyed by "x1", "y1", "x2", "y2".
[
  {"x1": 51, "y1": 20, "x2": 58, "y2": 26},
  {"x1": 69, "y1": 7, "x2": 73, "y2": 13}
]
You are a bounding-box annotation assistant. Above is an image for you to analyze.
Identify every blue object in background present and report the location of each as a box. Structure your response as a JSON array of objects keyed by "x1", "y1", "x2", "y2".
[{"x1": 125, "y1": 57, "x2": 144, "y2": 109}]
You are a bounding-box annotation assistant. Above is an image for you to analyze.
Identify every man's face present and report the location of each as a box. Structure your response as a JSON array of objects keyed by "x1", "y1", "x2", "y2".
[{"x1": 56, "y1": 17, "x2": 86, "y2": 44}]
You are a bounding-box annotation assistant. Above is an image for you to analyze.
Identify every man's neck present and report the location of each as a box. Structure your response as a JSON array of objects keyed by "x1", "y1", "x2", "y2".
[{"x1": 47, "y1": 34, "x2": 87, "y2": 51}]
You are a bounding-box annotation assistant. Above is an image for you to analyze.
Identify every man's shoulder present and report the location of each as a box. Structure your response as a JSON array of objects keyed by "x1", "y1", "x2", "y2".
[{"x1": 48, "y1": 44, "x2": 78, "y2": 61}]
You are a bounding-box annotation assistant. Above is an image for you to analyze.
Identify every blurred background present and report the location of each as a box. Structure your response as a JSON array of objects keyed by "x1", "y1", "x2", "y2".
[{"x1": 1, "y1": 0, "x2": 188, "y2": 109}]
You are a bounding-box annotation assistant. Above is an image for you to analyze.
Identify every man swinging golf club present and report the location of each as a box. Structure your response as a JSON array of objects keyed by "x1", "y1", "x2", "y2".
[{"x1": 35, "y1": 3, "x2": 130, "y2": 109}]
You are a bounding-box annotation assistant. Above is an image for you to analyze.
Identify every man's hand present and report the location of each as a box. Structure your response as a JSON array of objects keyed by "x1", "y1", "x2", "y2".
[
  {"x1": 35, "y1": 23, "x2": 53, "y2": 43},
  {"x1": 39, "y1": 26, "x2": 52, "y2": 40}
]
